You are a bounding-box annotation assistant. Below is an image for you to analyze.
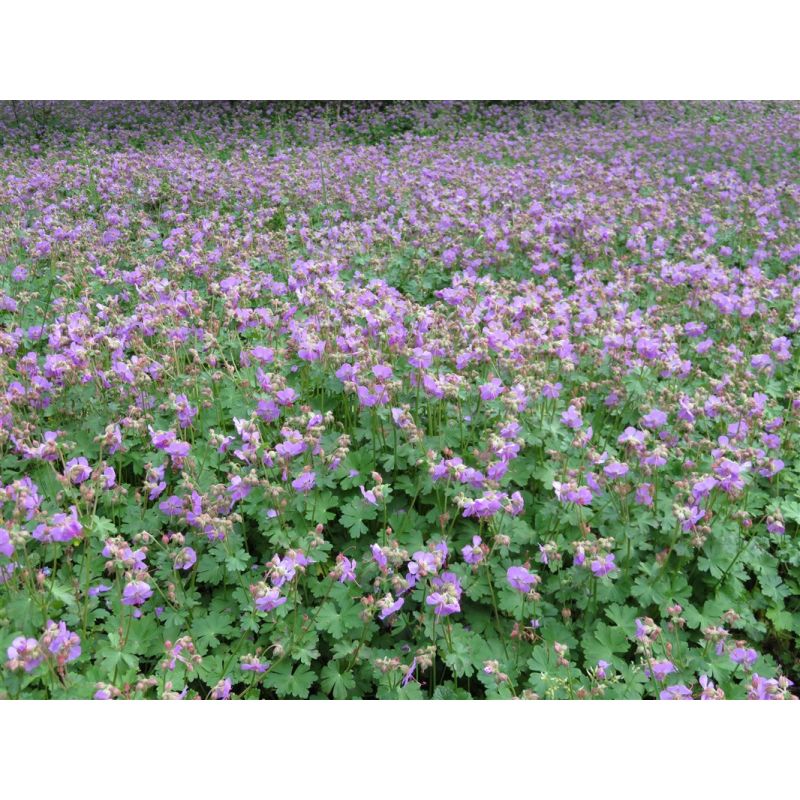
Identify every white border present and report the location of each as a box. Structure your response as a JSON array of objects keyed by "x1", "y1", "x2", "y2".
[
  {"x1": 1, "y1": 2, "x2": 798, "y2": 793},
  {"x1": 0, "y1": 701, "x2": 796, "y2": 794},
  {"x1": 1, "y1": 1, "x2": 798, "y2": 99}
]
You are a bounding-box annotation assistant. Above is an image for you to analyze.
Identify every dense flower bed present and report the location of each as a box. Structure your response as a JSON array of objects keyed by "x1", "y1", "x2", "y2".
[{"x1": 1, "y1": 101, "x2": 798, "y2": 699}]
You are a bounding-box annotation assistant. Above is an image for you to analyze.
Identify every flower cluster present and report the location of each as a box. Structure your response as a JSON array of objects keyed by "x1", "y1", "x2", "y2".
[{"x1": 1, "y1": 100, "x2": 798, "y2": 700}]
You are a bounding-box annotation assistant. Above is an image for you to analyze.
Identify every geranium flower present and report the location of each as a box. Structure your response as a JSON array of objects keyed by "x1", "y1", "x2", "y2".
[
  {"x1": 122, "y1": 581, "x2": 153, "y2": 606},
  {"x1": 461, "y1": 535, "x2": 485, "y2": 566},
  {"x1": 291, "y1": 471, "x2": 316, "y2": 493},
  {"x1": 507, "y1": 565, "x2": 538, "y2": 593},
  {"x1": 426, "y1": 572, "x2": 463, "y2": 616}
]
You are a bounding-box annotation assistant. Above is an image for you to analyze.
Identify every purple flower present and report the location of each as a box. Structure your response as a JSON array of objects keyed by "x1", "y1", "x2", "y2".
[
  {"x1": 5, "y1": 477, "x2": 42, "y2": 520},
  {"x1": 371, "y1": 544, "x2": 388, "y2": 572},
  {"x1": 642, "y1": 408, "x2": 668, "y2": 429},
  {"x1": 507, "y1": 565, "x2": 538, "y2": 593},
  {"x1": 730, "y1": 647, "x2": 758, "y2": 668},
  {"x1": 747, "y1": 674, "x2": 794, "y2": 700},
  {"x1": 635, "y1": 483, "x2": 654, "y2": 506},
  {"x1": 507, "y1": 491, "x2": 524, "y2": 516},
  {"x1": 174, "y1": 394, "x2": 198, "y2": 428},
  {"x1": 275, "y1": 430, "x2": 306, "y2": 459},
  {"x1": 426, "y1": 572, "x2": 463, "y2": 616},
  {"x1": 52, "y1": 506, "x2": 83, "y2": 541},
  {"x1": 408, "y1": 348, "x2": 433, "y2": 369},
  {"x1": 767, "y1": 518, "x2": 785, "y2": 535},
  {"x1": 0, "y1": 528, "x2": 13, "y2": 558},
  {"x1": 250, "y1": 346, "x2": 274, "y2": 364},
  {"x1": 159, "y1": 495, "x2": 184, "y2": 516},
  {"x1": 660, "y1": 684, "x2": 693, "y2": 700},
  {"x1": 401, "y1": 657, "x2": 417, "y2": 687},
  {"x1": 254, "y1": 586, "x2": 287, "y2": 612},
  {"x1": 553, "y1": 482, "x2": 593, "y2": 507},
  {"x1": 591, "y1": 553, "x2": 616, "y2": 577},
  {"x1": 269, "y1": 554, "x2": 300, "y2": 587},
  {"x1": 681, "y1": 505, "x2": 706, "y2": 532},
  {"x1": 360, "y1": 485, "x2": 378, "y2": 506},
  {"x1": 65, "y1": 456, "x2": 92, "y2": 484},
  {"x1": 334, "y1": 555, "x2": 357, "y2": 584},
  {"x1": 166, "y1": 440, "x2": 190, "y2": 463},
  {"x1": 275, "y1": 387, "x2": 298, "y2": 406},
  {"x1": 228, "y1": 475, "x2": 252, "y2": 503},
  {"x1": 699, "y1": 675, "x2": 722, "y2": 700},
  {"x1": 407, "y1": 551, "x2": 438, "y2": 587},
  {"x1": 433, "y1": 540, "x2": 449, "y2": 564},
  {"x1": 174, "y1": 547, "x2": 197, "y2": 571},
  {"x1": 291, "y1": 471, "x2": 316, "y2": 493},
  {"x1": 33, "y1": 506, "x2": 83, "y2": 544},
  {"x1": 5, "y1": 636, "x2": 42, "y2": 672},
  {"x1": 146, "y1": 464, "x2": 167, "y2": 500},
  {"x1": 122, "y1": 580, "x2": 153, "y2": 606},
  {"x1": 603, "y1": 462, "x2": 629, "y2": 480},
  {"x1": 461, "y1": 535, "x2": 484, "y2": 566},
  {"x1": 102, "y1": 467, "x2": 116, "y2": 489},
  {"x1": 541, "y1": 382, "x2": 562, "y2": 399},
  {"x1": 618, "y1": 427, "x2": 646, "y2": 446},
  {"x1": 43, "y1": 620, "x2": 81, "y2": 664},
  {"x1": 211, "y1": 678, "x2": 232, "y2": 699},
  {"x1": 645, "y1": 660, "x2": 676, "y2": 682},
  {"x1": 359, "y1": 385, "x2": 383, "y2": 410},
  {"x1": 256, "y1": 399, "x2": 280, "y2": 422},
  {"x1": 378, "y1": 595, "x2": 404, "y2": 620},
  {"x1": 561, "y1": 405, "x2": 583, "y2": 430},
  {"x1": 479, "y1": 378, "x2": 504, "y2": 401},
  {"x1": 750, "y1": 353, "x2": 773, "y2": 371},
  {"x1": 692, "y1": 475, "x2": 718, "y2": 501},
  {"x1": 462, "y1": 492, "x2": 504, "y2": 518},
  {"x1": 241, "y1": 657, "x2": 271, "y2": 673}
]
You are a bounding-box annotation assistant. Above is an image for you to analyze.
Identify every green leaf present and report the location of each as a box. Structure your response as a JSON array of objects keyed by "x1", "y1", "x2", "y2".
[
  {"x1": 320, "y1": 662, "x2": 356, "y2": 699},
  {"x1": 758, "y1": 572, "x2": 790, "y2": 603},
  {"x1": 97, "y1": 646, "x2": 139, "y2": 681},
  {"x1": 224, "y1": 548, "x2": 250, "y2": 574},
  {"x1": 306, "y1": 490, "x2": 338, "y2": 524},
  {"x1": 264, "y1": 662, "x2": 316, "y2": 699},
  {"x1": 196, "y1": 554, "x2": 225, "y2": 585},
  {"x1": 316, "y1": 602, "x2": 344, "y2": 639},
  {"x1": 766, "y1": 608, "x2": 796, "y2": 633},
  {"x1": 89, "y1": 515, "x2": 117, "y2": 538},
  {"x1": 581, "y1": 622, "x2": 630, "y2": 665},
  {"x1": 292, "y1": 629, "x2": 320, "y2": 665},
  {"x1": 49, "y1": 583, "x2": 79, "y2": 612},
  {"x1": 443, "y1": 637, "x2": 476, "y2": 678},
  {"x1": 339, "y1": 495, "x2": 378, "y2": 538},
  {"x1": 192, "y1": 610, "x2": 235, "y2": 649},
  {"x1": 605, "y1": 603, "x2": 638, "y2": 632}
]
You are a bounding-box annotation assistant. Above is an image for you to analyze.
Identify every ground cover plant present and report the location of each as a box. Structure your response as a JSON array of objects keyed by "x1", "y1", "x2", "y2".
[{"x1": 0, "y1": 100, "x2": 798, "y2": 700}]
